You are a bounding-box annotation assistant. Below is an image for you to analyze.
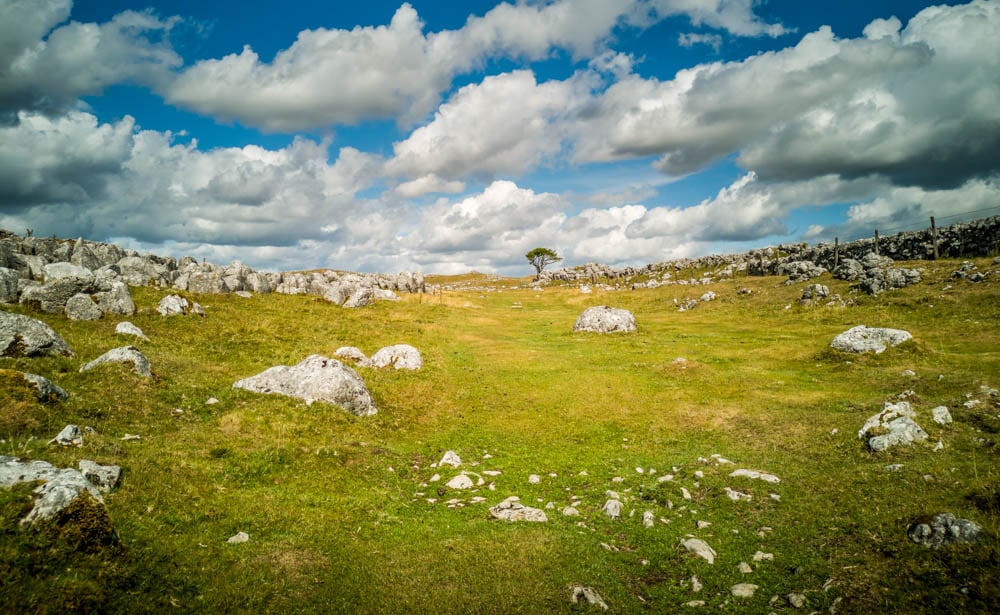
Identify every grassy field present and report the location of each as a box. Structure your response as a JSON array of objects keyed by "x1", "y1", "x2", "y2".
[{"x1": 1, "y1": 258, "x2": 998, "y2": 613}]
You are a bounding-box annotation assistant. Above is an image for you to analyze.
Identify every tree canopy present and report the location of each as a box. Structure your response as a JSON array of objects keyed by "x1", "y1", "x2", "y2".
[{"x1": 525, "y1": 247, "x2": 561, "y2": 277}]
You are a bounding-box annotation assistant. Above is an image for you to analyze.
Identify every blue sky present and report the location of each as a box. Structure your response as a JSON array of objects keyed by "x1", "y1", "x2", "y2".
[{"x1": 1, "y1": 1, "x2": 998, "y2": 275}]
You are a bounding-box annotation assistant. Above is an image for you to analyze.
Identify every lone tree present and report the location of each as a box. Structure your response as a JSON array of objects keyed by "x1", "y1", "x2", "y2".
[{"x1": 526, "y1": 247, "x2": 561, "y2": 278}]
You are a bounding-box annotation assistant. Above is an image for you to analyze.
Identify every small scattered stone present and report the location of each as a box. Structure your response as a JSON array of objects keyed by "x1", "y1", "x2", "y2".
[
  {"x1": 562, "y1": 506, "x2": 580, "y2": 517},
  {"x1": 681, "y1": 487, "x2": 692, "y2": 500},
  {"x1": 528, "y1": 474, "x2": 541, "y2": 484},
  {"x1": 681, "y1": 538, "x2": 717, "y2": 564},
  {"x1": 685, "y1": 600, "x2": 705, "y2": 607},
  {"x1": 738, "y1": 562, "x2": 753, "y2": 574},
  {"x1": 886, "y1": 464, "x2": 904, "y2": 472},
  {"x1": 445, "y1": 474, "x2": 474, "y2": 490},
  {"x1": 788, "y1": 593, "x2": 806, "y2": 608},
  {"x1": 729, "y1": 469, "x2": 780, "y2": 483},
  {"x1": 49, "y1": 424, "x2": 83, "y2": 447},
  {"x1": 696, "y1": 520, "x2": 711, "y2": 530},
  {"x1": 752, "y1": 551, "x2": 774, "y2": 562},
  {"x1": 602, "y1": 499, "x2": 622, "y2": 520},
  {"x1": 691, "y1": 575, "x2": 702, "y2": 592},
  {"x1": 115, "y1": 321, "x2": 149, "y2": 341},
  {"x1": 78, "y1": 460, "x2": 121, "y2": 492},
  {"x1": 438, "y1": 450, "x2": 461, "y2": 467},
  {"x1": 569, "y1": 586, "x2": 608, "y2": 610},
  {"x1": 227, "y1": 531, "x2": 249, "y2": 544},
  {"x1": 643, "y1": 510, "x2": 654, "y2": 528},
  {"x1": 932, "y1": 406, "x2": 952, "y2": 425},
  {"x1": 724, "y1": 487, "x2": 752, "y2": 502},
  {"x1": 731, "y1": 584, "x2": 758, "y2": 598}
]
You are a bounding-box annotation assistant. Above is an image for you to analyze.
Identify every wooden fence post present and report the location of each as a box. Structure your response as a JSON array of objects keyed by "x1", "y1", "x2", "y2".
[
  {"x1": 931, "y1": 216, "x2": 939, "y2": 260},
  {"x1": 874, "y1": 229, "x2": 879, "y2": 256},
  {"x1": 834, "y1": 237, "x2": 839, "y2": 270}
]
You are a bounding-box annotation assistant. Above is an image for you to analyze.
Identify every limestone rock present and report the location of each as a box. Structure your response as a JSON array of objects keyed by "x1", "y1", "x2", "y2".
[
  {"x1": 370, "y1": 344, "x2": 422, "y2": 370},
  {"x1": 729, "y1": 469, "x2": 781, "y2": 484},
  {"x1": 80, "y1": 346, "x2": 152, "y2": 378},
  {"x1": 908, "y1": 513, "x2": 983, "y2": 548},
  {"x1": 233, "y1": 355, "x2": 377, "y2": 417},
  {"x1": 343, "y1": 286, "x2": 374, "y2": 308},
  {"x1": 445, "y1": 473, "x2": 474, "y2": 490},
  {"x1": 830, "y1": 325, "x2": 912, "y2": 354},
  {"x1": 780, "y1": 260, "x2": 826, "y2": 283},
  {"x1": 157, "y1": 294, "x2": 189, "y2": 316},
  {"x1": 438, "y1": 451, "x2": 462, "y2": 467},
  {"x1": 49, "y1": 424, "x2": 84, "y2": 447},
  {"x1": 573, "y1": 306, "x2": 637, "y2": 333},
  {"x1": 699, "y1": 291, "x2": 717, "y2": 302},
  {"x1": 801, "y1": 284, "x2": 830, "y2": 303},
  {"x1": 78, "y1": 460, "x2": 121, "y2": 492},
  {"x1": 0, "y1": 310, "x2": 73, "y2": 356},
  {"x1": 2, "y1": 461, "x2": 104, "y2": 526},
  {"x1": 488, "y1": 496, "x2": 548, "y2": 522},
  {"x1": 602, "y1": 499, "x2": 623, "y2": 520},
  {"x1": 334, "y1": 346, "x2": 370, "y2": 366},
  {"x1": 18, "y1": 372, "x2": 69, "y2": 401},
  {"x1": 731, "y1": 584, "x2": 758, "y2": 598},
  {"x1": 0, "y1": 267, "x2": 19, "y2": 303},
  {"x1": 95, "y1": 282, "x2": 136, "y2": 316},
  {"x1": 227, "y1": 531, "x2": 250, "y2": 544},
  {"x1": 65, "y1": 293, "x2": 103, "y2": 321},
  {"x1": 859, "y1": 401, "x2": 928, "y2": 452},
  {"x1": 115, "y1": 321, "x2": 149, "y2": 341},
  {"x1": 932, "y1": 406, "x2": 952, "y2": 425},
  {"x1": 569, "y1": 586, "x2": 608, "y2": 610},
  {"x1": 682, "y1": 538, "x2": 717, "y2": 564}
]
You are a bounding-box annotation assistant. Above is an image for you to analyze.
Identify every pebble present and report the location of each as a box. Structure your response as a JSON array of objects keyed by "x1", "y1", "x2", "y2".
[
  {"x1": 681, "y1": 487, "x2": 692, "y2": 500},
  {"x1": 788, "y1": 593, "x2": 806, "y2": 608},
  {"x1": 724, "y1": 487, "x2": 752, "y2": 501},
  {"x1": 752, "y1": 551, "x2": 774, "y2": 562},
  {"x1": 226, "y1": 531, "x2": 249, "y2": 544},
  {"x1": 691, "y1": 575, "x2": 702, "y2": 592},
  {"x1": 685, "y1": 600, "x2": 705, "y2": 607},
  {"x1": 528, "y1": 474, "x2": 541, "y2": 484},
  {"x1": 738, "y1": 562, "x2": 753, "y2": 574}
]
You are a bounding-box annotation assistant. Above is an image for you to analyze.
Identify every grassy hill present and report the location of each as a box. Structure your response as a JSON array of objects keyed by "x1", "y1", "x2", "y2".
[{"x1": 2, "y1": 258, "x2": 998, "y2": 613}]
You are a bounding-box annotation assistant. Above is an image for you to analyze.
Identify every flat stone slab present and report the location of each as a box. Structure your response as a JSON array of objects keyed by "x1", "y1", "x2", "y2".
[
  {"x1": 830, "y1": 325, "x2": 912, "y2": 353},
  {"x1": 488, "y1": 496, "x2": 547, "y2": 522},
  {"x1": 233, "y1": 354, "x2": 377, "y2": 416}
]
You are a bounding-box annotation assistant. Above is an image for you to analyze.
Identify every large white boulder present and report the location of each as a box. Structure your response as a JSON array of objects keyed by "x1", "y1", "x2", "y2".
[
  {"x1": 573, "y1": 306, "x2": 637, "y2": 333},
  {"x1": 233, "y1": 355, "x2": 377, "y2": 416},
  {"x1": 830, "y1": 325, "x2": 912, "y2": 353}
]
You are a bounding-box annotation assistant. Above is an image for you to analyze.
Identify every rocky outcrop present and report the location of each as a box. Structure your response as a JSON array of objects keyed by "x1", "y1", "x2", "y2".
[
  {"x1": 573, "y1": 306, "x2": 637, "y2": 333},
  {"x1": 834, "y1": 253, "x2": 921, "y2": 295},
  {"x1": 0, "y1": 455, "x2": 118, "y2": 530},
  {"x1": 858, "y1": 401, "x2": 929, "y2": 452},
  {"x1": 0, "y1": 310, "x2": 73, "y2": 356},
  {"x1": 908, "y1": 513, "x2": 983, "y2": 548},
  {"x1": 233, "y1": 355, "x2": 377, "y2": 416}
]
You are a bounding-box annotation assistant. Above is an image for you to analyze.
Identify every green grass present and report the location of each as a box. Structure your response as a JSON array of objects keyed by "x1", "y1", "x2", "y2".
[{"x1": 2, "y1": 258, "x2": 999, "y2": 613}]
